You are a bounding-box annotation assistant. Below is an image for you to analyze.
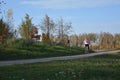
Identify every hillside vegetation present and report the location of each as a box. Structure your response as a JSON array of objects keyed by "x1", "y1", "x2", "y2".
[{"x1": 0, "y1": 39, "x2": 85, "y2": 60}]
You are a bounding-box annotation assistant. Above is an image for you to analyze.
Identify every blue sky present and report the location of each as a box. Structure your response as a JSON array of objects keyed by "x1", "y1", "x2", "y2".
[{"x1": 2, "y1": 0, "x2": 120, "y2": 34}]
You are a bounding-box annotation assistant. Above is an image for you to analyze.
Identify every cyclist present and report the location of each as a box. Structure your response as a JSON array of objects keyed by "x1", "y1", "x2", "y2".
[{"x1": 84, "y1": 38, "x2": 90, "y2": 51}]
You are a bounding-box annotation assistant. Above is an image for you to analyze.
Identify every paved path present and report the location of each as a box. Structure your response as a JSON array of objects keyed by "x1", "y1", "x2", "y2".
[{"x1": 0, "y1": 50, "x2": 120, "y2": 67}]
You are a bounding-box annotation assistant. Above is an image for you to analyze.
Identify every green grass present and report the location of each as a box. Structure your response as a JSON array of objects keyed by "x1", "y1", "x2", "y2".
[
  {"x1": 0, "y1": 42, "x2": 85, "y2": 60},
  {"x1": 0, "y1": 52, "x2": 120, "y2": 80}
]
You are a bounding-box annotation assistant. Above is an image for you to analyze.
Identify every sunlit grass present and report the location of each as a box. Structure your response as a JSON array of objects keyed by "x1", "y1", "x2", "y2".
[
  {"x1": 0, "y1": 42, "x2": 85, "y2": 60},
  {"x1": 0, "y1": 53, "x2": 120, "y2": 80}
]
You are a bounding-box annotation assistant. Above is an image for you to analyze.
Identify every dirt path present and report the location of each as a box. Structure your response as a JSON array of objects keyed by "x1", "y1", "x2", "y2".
[{"x1": 0, "y1": 50, "x2": 120, "y2": 66}]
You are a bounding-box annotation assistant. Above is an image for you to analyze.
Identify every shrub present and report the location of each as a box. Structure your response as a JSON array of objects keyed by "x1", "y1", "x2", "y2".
[{"x1": 3, "y1": 39, "x2": 34, "y2": 48}]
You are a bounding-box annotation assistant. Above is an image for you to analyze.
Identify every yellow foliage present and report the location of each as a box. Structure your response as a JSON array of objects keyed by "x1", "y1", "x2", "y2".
[{"x1": 42, "y1": 33, "x2": 49, "y2": 42}]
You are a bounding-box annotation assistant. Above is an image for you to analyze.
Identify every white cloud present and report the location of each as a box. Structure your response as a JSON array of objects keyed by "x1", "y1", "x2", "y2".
[{"x1": 21, "y1": 0, "x2": 120, "y2": 9}]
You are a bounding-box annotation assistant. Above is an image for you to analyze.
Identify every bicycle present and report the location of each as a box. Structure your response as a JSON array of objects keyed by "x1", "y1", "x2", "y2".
[{"x1": 85, "y1": 46, "x2": 89, "y2": 54}]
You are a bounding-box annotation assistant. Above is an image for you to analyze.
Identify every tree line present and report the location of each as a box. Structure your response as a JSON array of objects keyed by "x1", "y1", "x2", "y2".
[
  {"x1": 0, "y1": 10, "x2": 120, "y2": 49},
  {"x1": 70, "y1": 33, "x2": 120, "y2": 49},
  {"x1": 18, "y1": 14, "x2": 72, "y2": 45}
]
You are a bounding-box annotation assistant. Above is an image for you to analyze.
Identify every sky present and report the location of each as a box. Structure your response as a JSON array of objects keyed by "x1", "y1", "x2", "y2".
[{"x1": 1, "y1": 0, "x2": 120, "y2": 35}]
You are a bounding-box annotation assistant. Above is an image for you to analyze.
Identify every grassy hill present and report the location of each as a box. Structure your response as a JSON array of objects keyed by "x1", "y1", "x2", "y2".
[{"x1": 0, "y1": 41, "x2": 85, "y2": 60}]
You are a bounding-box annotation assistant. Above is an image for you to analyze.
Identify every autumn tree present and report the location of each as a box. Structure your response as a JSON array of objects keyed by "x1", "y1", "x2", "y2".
[
  {"x1": 40, "y1": 15, "x2": 56, "y2": 43},
  {"x1": 6, "y1": 9, "x2": 13, "y2": 23},
  {"x1": 40, "y1": 15, "x2": 72, "y2": 45},
  {"x1": 99, "y1": 32, "x2": 114, "y2": 49},
  {"x1": 0, "y1": 19, "x2": 7, "y2": 42},
  {"x1": 114, "y1": 34, "x2": 120, "y2": 48},
  {"x1": 70, "y1": 34, "x2": 78, "y2": 47},
  {"x1": 0, "y1": 19, "x2": 12, "y2": 42},
  {"x1": 6, "y1": 9, "x2": 15, "y2": 38},
  {"x1": 19, "y1": 14, "x2": 34, "y2": 39},
  {"x1": 87, "y1": 33, "x2": 97, "y2": 42}
]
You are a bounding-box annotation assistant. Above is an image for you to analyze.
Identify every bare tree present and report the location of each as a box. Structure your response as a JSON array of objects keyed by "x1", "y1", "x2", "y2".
[
  {"x1": 57, "y1": 18, "x2": 72, "y2": 44},
  {"x1": 40, "y1": 15, "x2": 56, "y2": 43},
  {"x1": 0, "y1": 0, "x2": 6, "y2": 15}
]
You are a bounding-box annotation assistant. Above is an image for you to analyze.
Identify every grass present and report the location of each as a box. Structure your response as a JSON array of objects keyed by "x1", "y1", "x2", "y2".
[
  {"x1": 0, "y1": 42, "x2": 85, "y2": 60},
  {"x1": 0, "y1": 52, "x2": 120, "y2": 80}
]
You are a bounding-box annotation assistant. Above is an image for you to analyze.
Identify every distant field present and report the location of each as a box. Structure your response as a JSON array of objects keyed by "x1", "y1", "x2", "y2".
[{"x1": 0, "y1": 52, "x2": 120, "y2": 80}]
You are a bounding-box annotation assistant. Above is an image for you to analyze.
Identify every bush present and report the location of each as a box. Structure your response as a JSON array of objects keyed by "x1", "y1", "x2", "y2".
[{"x1": 4, "y1": 39, "x2": 34, "y2": 48}]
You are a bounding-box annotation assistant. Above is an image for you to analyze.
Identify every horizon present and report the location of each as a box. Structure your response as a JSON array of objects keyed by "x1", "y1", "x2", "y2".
[{"x1": 1, "y1": 0, "x2": 120, "y2": 35}]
